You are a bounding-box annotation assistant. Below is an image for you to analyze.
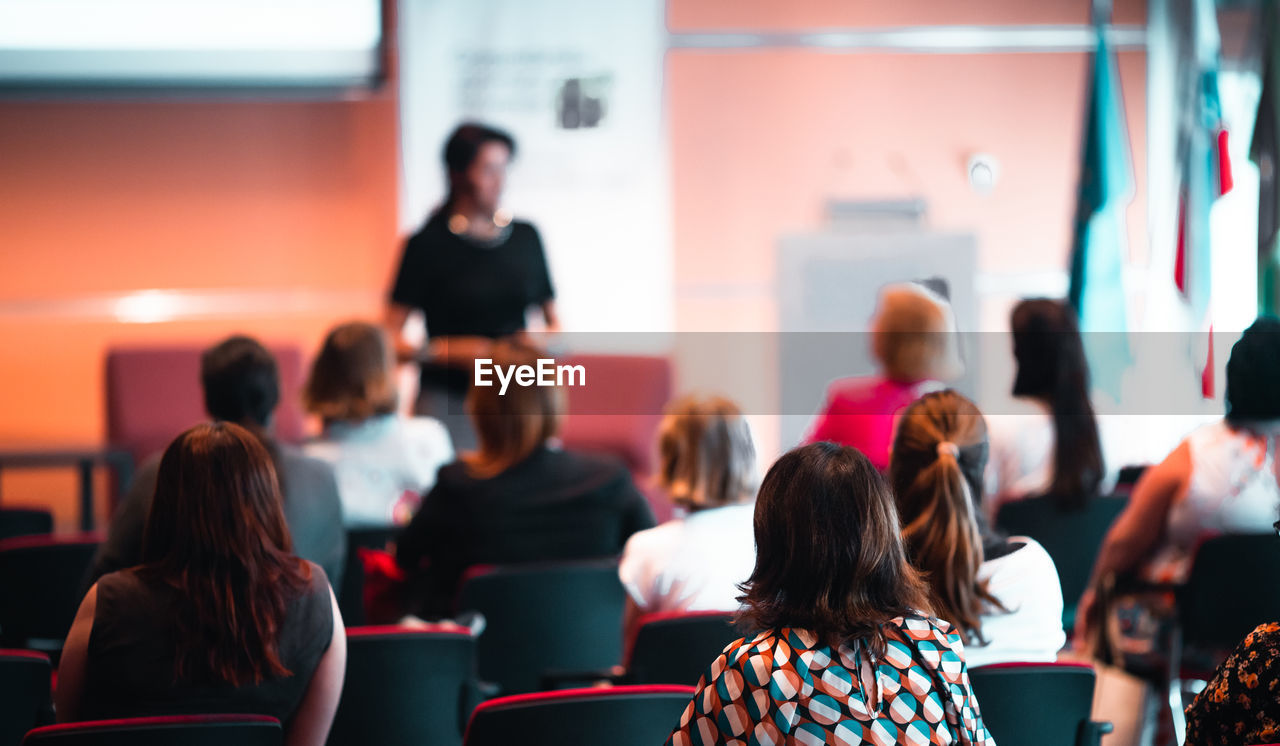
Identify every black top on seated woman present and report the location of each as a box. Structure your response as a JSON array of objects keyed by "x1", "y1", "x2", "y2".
[
  {"x1": 56, "y1": 423, "x2": 347, "y2": 746},
  {"x1": 395, "y1": 342, "x2": 655, "y2": 619}
]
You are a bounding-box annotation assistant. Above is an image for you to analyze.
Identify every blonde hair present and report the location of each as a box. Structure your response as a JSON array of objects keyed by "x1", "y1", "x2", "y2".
[
  {"x1": 304, "y1": 321, "x2": 398, "y2": 425},
  {"x1": 464, "y1": 341, "x2": 565, "y2": 479},
  {"x1": 871, "y1": 283, "x2": 963, "y2": 383},
  {"x1": 657, "y1": 395, "x2": 757, "y2": 511}
]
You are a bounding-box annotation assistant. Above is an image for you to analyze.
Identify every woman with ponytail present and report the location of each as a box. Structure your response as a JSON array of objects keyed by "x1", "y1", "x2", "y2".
[{"x1": 890, "y1": 390, "x2": 1066, "y2": 667}]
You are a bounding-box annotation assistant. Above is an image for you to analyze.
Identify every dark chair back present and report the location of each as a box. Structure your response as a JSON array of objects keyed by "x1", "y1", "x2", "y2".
[
  {"x1": 337, "y1": 527, "x2": 399, "y2": 627},
  {"x1": 457, "y1": 559, "x2": 626, "y2": 694},
  {"x1": 995, "y1": 495, "x2": 1127, "y2": 624},
  {"x1": 968, "y1": 662, "x2": 1099, "y2": 746},
  {"x1": 1179, "y1": 533, "x2": 1280, "y2": 652},
  {"x1": 23, "y1": 714, "x2": 281, "y2": 746},
  {"x1": 0, "y1": 511, "x2": 53, "y2": 542},
  {"x1": 624, "y1": 611, "x2": 744, "y2": 686},
  {"x1": 0, "y1": 651, "x2": 51, "y2": 746},
  {"x1": 463, "y1": 685, "x2": 694, "y2": 746},
  {"x1": 327, "y1": 626, "x2": 477, "y2": 746},
  {"x1": 0, "y1": 535, "x2": 100, "y2": 648}
]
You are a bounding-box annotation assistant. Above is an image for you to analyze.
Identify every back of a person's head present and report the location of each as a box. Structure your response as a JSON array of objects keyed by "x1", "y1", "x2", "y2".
[
  {"x1": 871, "y1": 283, "x2": 963, "y2": 383},
  {"x1": 1009, "y1": 298, "x2": 1103, "y2": 504},
  {"x1": 142, "y1": 422, "x2": 309, "y2": 687},
  {"x1": 738, "y1": 442, "x2": 930, "y2": 655},
  {"x1": 657, "y1": 395, "x2": 757, "y2": 512},
  {"x1": 200, "y1": 336, "x2": 280, "y2": 429},
  {"x1": 465, "y1": 341, "x2": 565, "y2": 478},
  {"x1": 1226, "y1": 316, "x2": 1280, "y2": 425},
  {"x1": 889, "y1": 390, "x2": 1000, "y2": 645},
  {"x1": 303, "y1": 321, "x2": 398, "y2": 425}
]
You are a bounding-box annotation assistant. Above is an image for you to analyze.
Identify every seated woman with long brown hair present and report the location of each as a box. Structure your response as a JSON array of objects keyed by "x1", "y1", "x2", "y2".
[
  {"x1": 890, "y1": 389, "x2": 1065, "y2": 668},
  {"x1": 395, "y1": 342, "x2": 655, "y2": 619},
  {"x1": 666, "y1": 442, "x2": 991, "y2": 745},
  {"x1": 56, "y1": 422, "x2": 346, "y2": 746}
]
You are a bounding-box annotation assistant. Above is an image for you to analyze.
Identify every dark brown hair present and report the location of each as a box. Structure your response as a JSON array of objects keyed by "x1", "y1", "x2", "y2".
[
  {"x1": 657, "y1": 395, "x2": 757, "y2": 511},
  {"x1": 303, "y1": 321, "x2": 398, "y2": 425},
  {"x1": 889, "y1": 390, "x2": 1003, "y2": 645},
  {"x1": 737, "y1": 442, "x2": 932, "y2": 655},
  {"x1": 464, "y1": 341, "x2": 565, "y2": 478},
  {"x1": 1011, "y1": 299, "x2": 1104, "y2": 508},
  {"x1": 139, "y1": 422, "x2": 311, "y2": 687}
]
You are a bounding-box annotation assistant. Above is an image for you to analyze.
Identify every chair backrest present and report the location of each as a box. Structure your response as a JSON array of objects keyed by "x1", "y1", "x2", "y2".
[
  {"x1": 995, "y1": 495, "x2": 1127, "y2": 606},
  {"x1": 23, "y1": 714, "x2": 282, "y2": 746},
  {"x1": 968, "y1": 662, "x2": 1096, "y2": 746},
  {"x1": 624, "y1": 611, "x2": 744, "y2": 686},
  {"x1": 456, "y1": 559, "x2": 627, "y2": 694},
  {"x1": 0, "y1": 535, "x2": 101, "y2": 648},
  {"x1": 463, "y1": 685, "x2": 694, "y2": 746},
  {"x1": 104, "y1": 345, "x2": 306, "y2": 471},
  {"x1": 0, "y1": 650, "x2": 51, "y2": 746},
  {"x1": 558, "y1": 354, "x2": 673, "y2": 522},
  {"x1": 0, "y1": 511, "x2": 53, "y2": 542},
  {"x1": 1180, "y1": 533, "x2": 1280, "y2": 651},
  {"x1": 327, "y1": 626, "x2": 477, "y2": 746}
]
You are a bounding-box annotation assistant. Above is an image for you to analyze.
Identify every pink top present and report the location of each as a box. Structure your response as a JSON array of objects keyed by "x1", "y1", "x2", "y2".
[{"x1": 805, "y1": 377, "x2": 942, "y2": 471}]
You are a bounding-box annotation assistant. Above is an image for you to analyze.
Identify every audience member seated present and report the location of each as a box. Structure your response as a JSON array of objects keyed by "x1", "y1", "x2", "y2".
[
  {"x1": 57, "y1": 423, "x2": 346, "y2": 746},
  {"x1": 890, "y1": 390, "x2": 1065, "y2": 667},
  {"x1": 985, "y1": 299, "x2": 1113, "y2": 515},
  {"x1": 618, "y1": 395, "x2": 758, "y2": 640},
  {"x1": 302, "y1": 321, "x2": 453, "y2": 527},
  {"x1": 1078, "y1": 317, "x2": 1280, "y2": 642},
  {"x1": 1184, "y1": 619, "x2": 1280, "y2": 746},
  {"x1": 805, "y1": 282, "x2": 962, "y2": 471},
  {"x1": 88, "y1": 336, "x2": 346, "y2": 588},
  {"x1": 665, "y1": 442, "x2": 992, "y2": 745},
  {"x1": 395, "y1": 342, "x2": 656, "y2": 619}
]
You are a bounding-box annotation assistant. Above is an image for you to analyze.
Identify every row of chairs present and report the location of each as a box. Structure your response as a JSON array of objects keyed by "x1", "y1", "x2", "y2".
[{"x1": 5, "y1": 636, "x2": 1111, "y2": 746}]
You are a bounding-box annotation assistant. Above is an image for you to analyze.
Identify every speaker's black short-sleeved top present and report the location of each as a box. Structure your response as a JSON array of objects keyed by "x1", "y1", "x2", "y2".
[
  {"x1": 82, "y1": 563, "x2": 334, "y2": 725},
  {"x1": 389, "y1": 213, "x2": 555, "y2": 341}
]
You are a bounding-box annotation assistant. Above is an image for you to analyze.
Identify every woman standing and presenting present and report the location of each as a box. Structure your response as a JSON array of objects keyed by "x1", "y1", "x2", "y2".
[{"x1": 386, "y1": 122, "x2": 558, "y2": 450}]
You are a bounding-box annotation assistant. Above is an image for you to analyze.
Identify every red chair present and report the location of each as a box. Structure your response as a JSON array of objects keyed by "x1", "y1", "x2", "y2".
[
  {"x1": 558, "y1": 354, "x2": 672, "y2": 522},
  {"x1": 622, "y1": 611, "x2": 743, "y2": 686},
  {"x1": 0, "y1": 650, "x2": 51, "y2": 746},
  {"x1": 326, "y1": 626, "x2": 477, "y2": 746},
  {"x1": 968, "y1": 662, "x2": 1111, "y2": 746},
  {"x1": 105, "y1": 345, "x2": 306, "y2": 477},
  {"x1": 23, "y1": 714, "x2": 281, "y2": 746},
  {"x1": 456, "y1": 560, "x2": 627, "y2": 695},
  {"x1": 462, "y1": 685, "x2": 694, "y2": 746},
  {"x1": 0, "y1": 534, "x2": 101, "y2": 649}
]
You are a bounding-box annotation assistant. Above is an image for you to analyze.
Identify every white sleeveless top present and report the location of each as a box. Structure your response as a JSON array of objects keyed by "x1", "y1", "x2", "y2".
[{"x1": 1142, "y1": 420, "x2": 1280, "y2": 583}]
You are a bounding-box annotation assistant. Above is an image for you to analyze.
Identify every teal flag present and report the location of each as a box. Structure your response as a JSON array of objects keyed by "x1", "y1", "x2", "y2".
[
  {"x1": 1067, "y1": 26, "x2": 1134, "y2": 402},
  {"x1": 1253, "y1": 0, "x2": 1280, "y2": 316}
]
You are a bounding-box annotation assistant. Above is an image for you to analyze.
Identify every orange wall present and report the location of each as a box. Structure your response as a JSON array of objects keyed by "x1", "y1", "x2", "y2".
[{"x1": 0, "y1": 95, "x2": 399, "y2": 527}]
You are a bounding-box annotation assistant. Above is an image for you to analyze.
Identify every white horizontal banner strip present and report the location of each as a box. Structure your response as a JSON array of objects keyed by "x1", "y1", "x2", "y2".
[
  {"x1": 0, "y1": 288, "x2": 383, "y2": 323},
  {"x1": 667, "y1": 24, "x2": 1148, "y2": 54}
]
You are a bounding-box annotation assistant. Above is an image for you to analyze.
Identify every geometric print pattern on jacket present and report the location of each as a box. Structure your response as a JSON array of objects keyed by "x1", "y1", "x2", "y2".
[{"x1": 666, "y1": 616, "x2": 994, "y2": 746}]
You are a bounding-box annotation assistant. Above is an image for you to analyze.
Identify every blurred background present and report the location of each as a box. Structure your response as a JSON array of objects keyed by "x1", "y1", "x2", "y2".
[{"x1": 0, "y1": 0, "x2": 1269, "y2": 529}]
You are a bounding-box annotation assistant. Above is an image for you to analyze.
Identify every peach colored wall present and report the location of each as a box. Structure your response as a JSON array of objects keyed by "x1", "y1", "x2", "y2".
[{"x1": 0, "y1": 96, "x2": 399, "y2": 528}]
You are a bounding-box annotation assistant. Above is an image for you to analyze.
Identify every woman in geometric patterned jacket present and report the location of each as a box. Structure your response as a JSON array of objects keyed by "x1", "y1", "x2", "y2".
[{"x1": 666, "y1": 441, "x2": 994, "y2": 745}]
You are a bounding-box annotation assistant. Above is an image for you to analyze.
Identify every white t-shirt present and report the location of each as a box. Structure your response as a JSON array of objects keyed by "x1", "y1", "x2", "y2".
[
  {"x1": 618, "y1": 502, "x2": 756, "y2": 613},
  {"x1": 304, "y1": 413, "x2": 453, "y2": 528},
  {"x1": 964, "y1": 536, "x2": 1066, "y2": 669}
]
